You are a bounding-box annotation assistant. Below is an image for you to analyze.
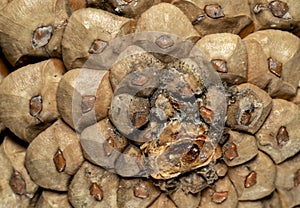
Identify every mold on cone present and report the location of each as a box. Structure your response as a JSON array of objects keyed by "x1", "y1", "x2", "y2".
[{"x1": 77, "y1": 32, "x2": 226, "y2": 183}]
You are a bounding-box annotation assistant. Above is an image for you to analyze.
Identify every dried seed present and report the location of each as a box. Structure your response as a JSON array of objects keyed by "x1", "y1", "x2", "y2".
[
  {"x1": 133, "y1": 182, "x2": 149, "y2": 199},
  {"x1": 155, "y1": 35, "x2": 174, "y2": 49},
  {"x1": 9, "y1": 169, "x2": 26, "y2": 195},
  {"x1": 32, "y1": 25, "x2": 53, "y2": 48},
  {"x1": 81, "y1": 95, "x2": 96, "y2": 113},
  {"x1": 294, "y1": 169, "x2": 300, "y2": 187},
  {"x1": 53, "y1": 149, "x2": 66, "y2": 173},
  {"x1": 269, "y1": 0, "x2": 290, "y2": 19},
  {"x1": 211, "y1": 59, "x2": 228, "y2": 73},
  {"x1": 182, "y1": 144, "x2": 200, "y2": 163},
  {"x1": 244, "y1": 171, "x2": 257, "y2": 188},
  {"x1": 90, "y1": 182, "x2": 104, "y2": 201},
  {"x1": 240, "y1": 111, "x2": 251, "y2": 125},
  {"x1": 224, "y1": 142, "x2": 239, "y2": 161},
  {"x1": 276, "y1": 126, "x2": 289, "y2": 146},
  {"x1": 88, "y1": 40, "x2": 108, "y2": 54},
  {"x1": 211, "y1": 191, "x2": 228, "y2": 204},
  {"x1": 204, "y1": 4, "x2": 225, "y2": 19},
  {"x1": 29, "y1": 95, "x2": 43, "y2": 118},
  {"x1": 268, "y1": 57, "x2": 282, "y2": 78},
  {"x1": 199, "y1": 106, "x2": 214, "y2": 123}
]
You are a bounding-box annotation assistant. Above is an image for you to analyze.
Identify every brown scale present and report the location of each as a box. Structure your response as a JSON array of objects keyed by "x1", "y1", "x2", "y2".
[
  {"x1": 276, "y1": 126, "x2": 289, "y2": 146},
  {"x1": 211, "y1": 191, "x2": 228, "y2": 204},
  {"x1": 90, "y1": 182, "x2": 104, "y2": 201},
  {"x1": 133, "y1": 182, "x2": 149, "y2": 199},
  {"x1": 268, "y1": 57, "x2": 282, "y2": 78},
  {"x1": 244, "y1": 171, "x2": 257, "y2": 188},
  {"x1": 224, "y1": 142, "x2": 239, "y2": 161},
  {"x1": 29, "y1": 95, "x2": 43, "y2": 117},
  {"x1": 199, "y1": 106, "x2": 214, "y2": 123},
  {"x1": 53, "y1": 148, "x2": 66, "y2": 173},
  {"x1": 181, "y1": 144, "x2": 200, "y2": 164},
  {"x1": 88, "y1": 40, "x2": 108, "y2": 54},
  {"x1": 211, "y1": 59, "x2": 228, "y2": 73}
]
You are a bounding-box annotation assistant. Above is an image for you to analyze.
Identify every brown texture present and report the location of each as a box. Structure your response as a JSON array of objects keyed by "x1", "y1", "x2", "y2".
[
  {"x1": 69, "y1": 161, "x2": 119, "y2": 208},
  {"x1": 80, "y1": 118, "x2": 128, "y2": 171},
  {"x1": 244, "y1": 29, "x2": 300, "y2": 99},
  {"x1": 226, "y1": 83, "x2": 273, "y2": 134},
  {"x1": 256, "y1": 99, "x2": 300, "y2": 164},
  {"x1": 222, "y1": 130, "x2": 258, "y2": 167},
  {"x1": 173, "y1": 0, "x2": 253, "y2": 37},
  {"x1": 0, "y1": 0, "x2": 68, "y2": 67},
  {"x1": 237, "y1": 191, "x2": 282, "y2": 208},
  {"x1": 0, "y1": 136, "x2": 39, "y2": 207},
  {"x1": 228, "y1": 151, "x2": 276, "y2": 200},
  {"x1": 148, "y1": 193, "x2": 176, "y2": 208},
  {"x1": 25, "y1": 119, "x2": 84, "y2": 191},
  {"x1": 109, "y1": 45, "x2": 165, "y2": 91},
  {"x1": 62, "y1": 8, "x2": 134, "y2": 70},
  {"x1": 57, "y1": 68, "x2": 113, "y2": 132},
  {"x1": 200, "y1": 176, "x2": 238, "y2": 208},
  {"x1": 194, "y1": 33, "x2": 248, "y2": 85},
  {"x1": 135, "y1": 3, "x2": 200, "y2": 43},
  {"x1": 0, "y1": 59, "x2": 64, "y2": 142},
  {"x1": 115, "y1": 144, "x2": 147, "y2": 177},
  {"x1": 0, "y1": 56, "x2": 9, "y2": 133},
  {"x1": 169, "y1": 188, "x2": 201, "y2": 208},
  {"x1": 276, "y1": 153, "x2": 300, "y2": 208},
  {"x1": 249, "y1": 0, "x2": 300, "y2": 32},
  {"x1": 289, "y1": 88, "x2": 300, "y2": 105},
  {"x1": 0, "y1": 57, "x2": 9, "y2": 82},
  {"x1": 117, "y1": 178, "x2": 160, "y2": 208},
  {"x1": 0, "y1": 0, "x2": 9, "y2": 10},
  {"x1": 108, "y1": 0, "x2": 155, "y2": 18},
  {"x1": 35, "y1": 191, "x2": 72, "y2": 208}
]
